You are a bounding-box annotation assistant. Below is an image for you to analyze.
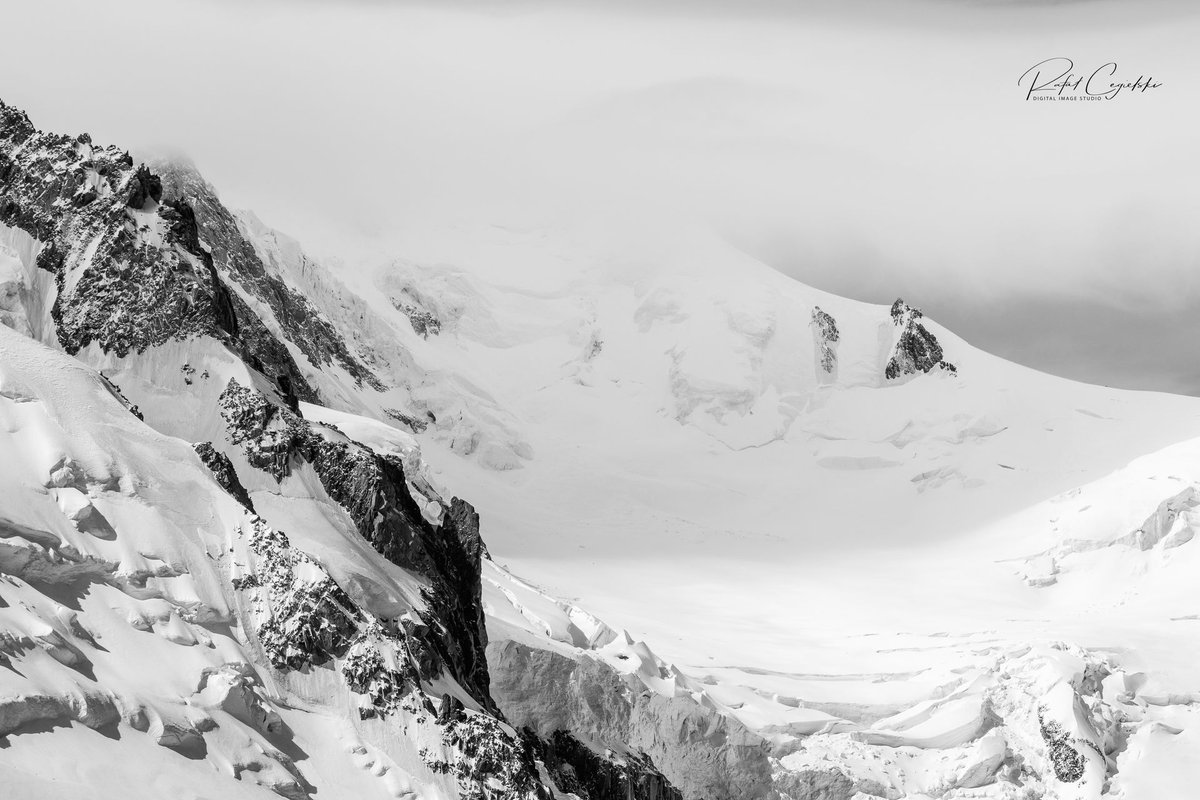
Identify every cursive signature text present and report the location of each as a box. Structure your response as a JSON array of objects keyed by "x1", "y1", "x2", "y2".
[{"x1": 1018, "y1": 58, "x2": 1161, "y2": 101}]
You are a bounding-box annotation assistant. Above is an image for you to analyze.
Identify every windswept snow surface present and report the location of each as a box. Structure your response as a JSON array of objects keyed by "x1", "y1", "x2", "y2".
[
  {"x1": 299, "y1": 217, "x2": 1200, "y2": 796},
  {"x1": 4, "y1": 149, "x2": 1197, "y2": 796},
  {"x1": 313, "y1": 220, "x2": 1200, "y2": 652},
  {"x1": 0, "y1": 322, "x2": 519, "y2": 800}
]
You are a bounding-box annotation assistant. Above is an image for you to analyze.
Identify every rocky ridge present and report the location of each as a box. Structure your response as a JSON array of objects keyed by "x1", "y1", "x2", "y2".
[
  {"x1": 0, "y1": 98, "x2": 685, "y2": 800},
  {"x1": 232, "y1": 515, "x2": 553, "y2": 799},
  {"x1": 152, "y1": 160, "x2": 383, "y2": 390},
  {"x1": 0, "y1": 100, "x2": 322, "y2": 402},
  {"x1": 217, "y1": 376, "x2": 495, "y2": 710}
]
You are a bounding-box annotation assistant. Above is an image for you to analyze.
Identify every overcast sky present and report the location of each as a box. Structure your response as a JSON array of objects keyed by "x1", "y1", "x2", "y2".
[{"x1": 4, "y1": 0, "x2": 1200, "y2": 392}]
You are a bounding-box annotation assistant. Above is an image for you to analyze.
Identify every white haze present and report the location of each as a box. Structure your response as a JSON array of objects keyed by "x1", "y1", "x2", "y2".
[{"x1": 4, "y1": 0, "x2": 1200, "y2": 390}]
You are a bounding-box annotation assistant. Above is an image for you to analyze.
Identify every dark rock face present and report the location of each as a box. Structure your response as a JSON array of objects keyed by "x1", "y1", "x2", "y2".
[
  {"x1": 437, "y1": 709, "x2": 554, "y2": 800},
  {"x1": 810, "y1": 306, "x2": 839, "y2": 376},
  {"x1": 98, "y1": 374, "x2": 144, "y2": 420},
  {"x1": 1, "y1": 97, "x2": 566, "y2": 799},
  {"x1": 488, "y1": 640, "x2": 777, "y2": 800},
  {"x1": 884, "y1": 299, "x2": 957, "y2": 381},
  {"x1": 153, "y1": 159, "x2": 383, "y2": 390},
  {"x1": 632, "y1": 694, "x2": 778, "y2": 800},
  {"x1": 0, "y1": 99, "x2": 376, "y2": 404},
  {"x1": 219, "y1": 378, "x2": 495, "y2": 712},
  {"x1": 235, "y1": 521, "x2": 555, "y2": 799},
  {"x1": 524, "y1": 729, "x2": 682, "y2": 800},
  {"x1": 126, "y1": 164, "x2": 162, "y2": 209},
  {"x1": 398, "y1": 302, "x2": 442, "y2": 339},
  {"x1": 230, "y1": 452, "x2": 543, "y2": 797},
  {"x1": 341, "y1": 622, "x2": 421, "y2": 718},
  {"x1": 489, "y1": 639, "x2": 632, "y2": 743},
  {"x1": 440, "y1": 498, "x2": 493, "y2": 702},
  {"x1": 157, "y1": 198, "x2": 240, "y2": 340},
  {"x1": 239, "y1": 519, "x2": 361, "y2": 670},
  {"x1": 193, "y1": 441, "x2": 255, "y2": 512},
  {"x1": 384, "y1": 407, "x2": 433, "y2": 433},
  {"x1": 275, "y1": 373, "x2": 299, "y2": 414},
  {"x1": 1037, "y1": 707, "x2": 1086, "y2": 784}
]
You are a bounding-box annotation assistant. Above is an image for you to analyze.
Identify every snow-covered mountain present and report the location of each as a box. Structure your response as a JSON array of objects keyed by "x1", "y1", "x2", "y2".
[
  {"x1": 0, "y1": 99, "x2": 681, "y2": 800},
  {"x1": 1, "y1": 97, "x2": 1197, "y2": 800},
  {"x1": 314, "y1": 219, "x2": 1200, "y2": 800}
]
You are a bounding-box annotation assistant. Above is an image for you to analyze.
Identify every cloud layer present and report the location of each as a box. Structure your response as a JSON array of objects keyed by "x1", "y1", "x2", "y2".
[{"x1": 4, "y1": 0, "x2": 1199, "y2": 390}]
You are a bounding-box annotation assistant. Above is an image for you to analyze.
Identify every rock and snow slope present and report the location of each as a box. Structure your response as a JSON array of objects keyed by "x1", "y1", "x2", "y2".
[
  {"x1": 0, "y1": 99, "x2": 683, "y2": 800},
  {"x1": 305, "y1": 221, "x2": 1200, "y2": 796},
  {"x1": 1, "y1": 96, "x2": 1199, "y2": 800},
  {"x1": 311, "y1": 219, "x2": 1200, "y2": 643}
]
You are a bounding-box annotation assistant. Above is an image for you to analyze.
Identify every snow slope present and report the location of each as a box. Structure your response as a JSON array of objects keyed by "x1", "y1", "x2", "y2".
[
  {"x1": 2, "y1": 93, "x2": 1198, "y2": 799},
  {"x1": 288, "y1": 217, "x2": 1200, "y2": 798},
  {"x1": 0, "y1": 103, "x2": 652, "y2": 800},
  {"x1": 299, "y1": 218, "x2": 1199, "y2": 640},
  {"x1": 0, "y1": 325, "x2": 471, "y2": 800}
]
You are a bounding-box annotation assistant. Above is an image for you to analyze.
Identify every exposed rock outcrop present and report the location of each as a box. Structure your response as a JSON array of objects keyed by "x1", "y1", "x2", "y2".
[
  {"x1": 524, "y1": 729, "x2": 682, "y2": 800},
  {"x1": 219, "y1": 377, "x2": 495, "y2": 711},
  {"x1": 488, "y1": 639, "x2": 777, "y2": 800},
  {"x1": 126, "y1": 164, "x2": 162, "y2": 210},
  {"x1": 0, "y1": 100, "x2": 380, "y2": 403},
  {"x1": 384, "y1": 406, "x2": 434, "y2": 433},
  {"x1": 235, "y1": 518, "x2": 361, "y2": 670},
  {"x1": 810, "y1": 306, "x2": 839, "y2": 379},
  {"x1": 632, "y1": 692, "x2": 778, "y2": 800},
  {"x1": 1038, "y1": 707, "x2": 1087, "y2": 784},
  {"x1": 434, "y1": 704, "x2": 554, "y2": 800},
  {"x1": 230, "y1": 517, "x2": 556, "y2": 799},
  {"x1": 98, "y1": 373, "x2": 144, "y2": 420},
  {"x1": 884, "y1": 298, "x2": 956, "y2": 381},
  {"x1": 153, "y1": 159, "x2": 383, "y2": 390},
  {"x1": 773, "y1": 769, "x2": 856, "y2": 800},
  {"x1": 399, "y1": 302, "x2": 442, "y2": 338},
  {"x1": 193, "y1": 441, "x2": 255, "y2": 511},
  {"x1": 0, "y1": 97, "x2": 619, "y2": 800}
]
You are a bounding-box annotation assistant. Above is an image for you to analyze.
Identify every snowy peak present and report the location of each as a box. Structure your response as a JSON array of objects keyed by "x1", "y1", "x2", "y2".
[
  {"x1": 152, "y1": 157, "x2": 384, "y2": 391},
  {"x1": 0, "y1": 98, "x2": 693, "y2": 799},
  {"x1": 0, "y1": 100, "x2": 324, "y2": 406}
]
